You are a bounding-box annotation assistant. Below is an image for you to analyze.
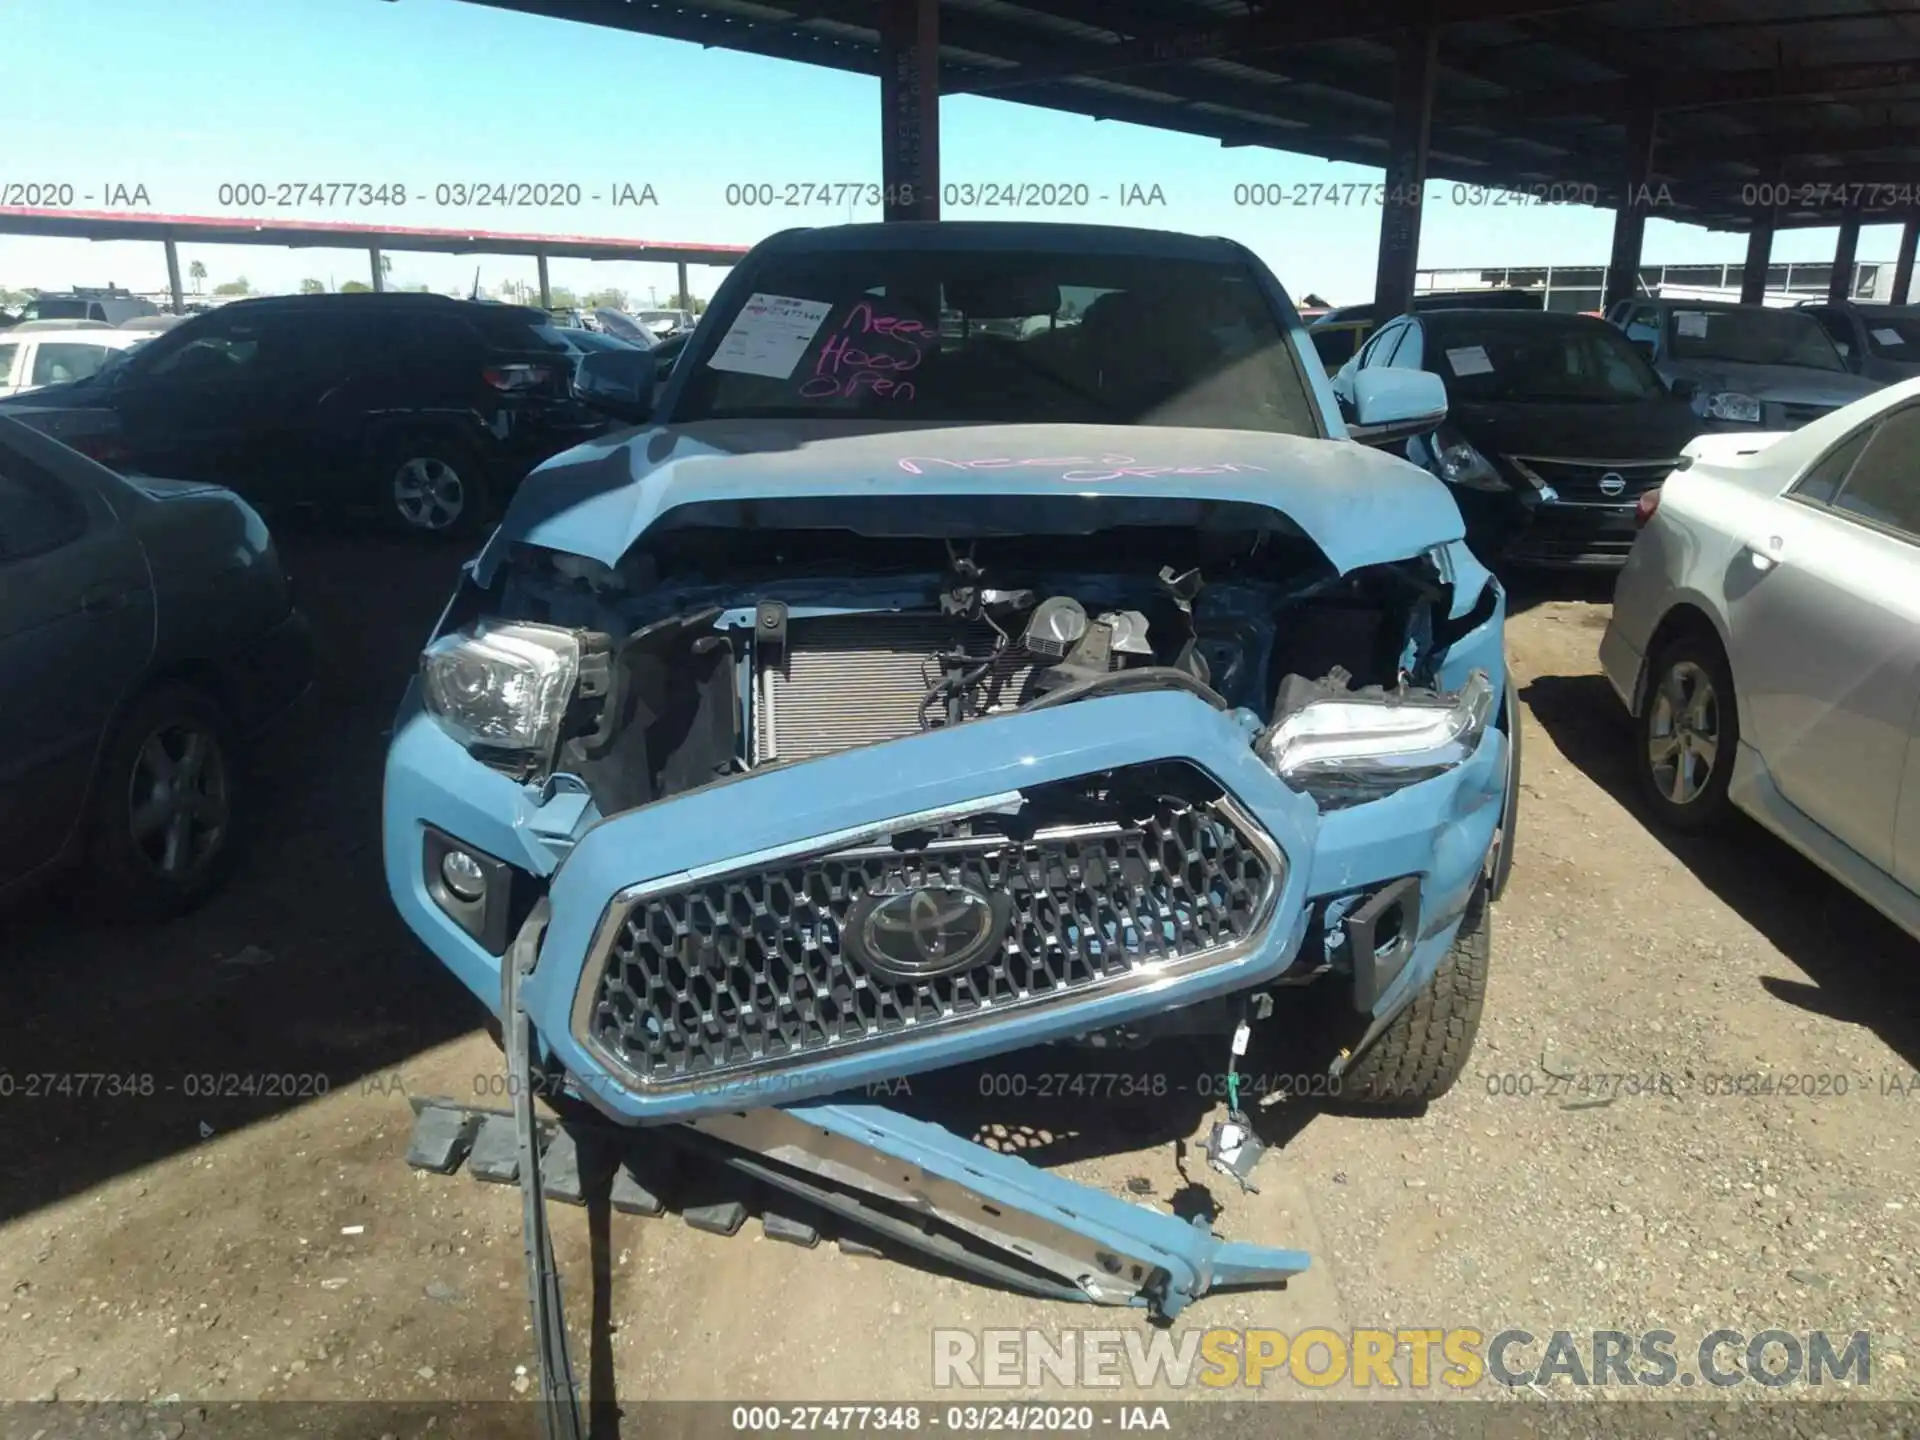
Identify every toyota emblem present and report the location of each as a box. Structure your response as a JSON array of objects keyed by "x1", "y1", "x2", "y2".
[
  {"x1": 1598, "y1": 472, "x2": 1627, "y2": 497},
  {"x1": 847, "y1": 885, "x2": 1008, "y2": 983}
]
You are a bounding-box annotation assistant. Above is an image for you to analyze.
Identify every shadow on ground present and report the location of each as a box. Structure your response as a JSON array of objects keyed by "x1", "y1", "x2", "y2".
[
  {"x1": 0, "y1": 529, "x2": 482, "y2": 1225},
  {"x1": 1500, "y1": 566, "x2": 1617, "y2": 619},
  {"x1": 1522, "y1": 671, "x2": 1920, "y2": 1075}
]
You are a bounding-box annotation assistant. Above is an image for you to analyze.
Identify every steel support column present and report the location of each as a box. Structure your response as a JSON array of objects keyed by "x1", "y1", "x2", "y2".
[
  {"x1": 537, "y1": 253, "x2": 551, "y2": 309},
  {"x1": 1895, "y1": 219, "x2": 1919, "y2": 304},
  {"x1": 1370, "y1": 26, "x2": 1438, "y2": 319},
  {"x1": 163, "y1": 240, "x2": 184, "y2": 314},
  {"x1": 676, "y1": 260, "x2": 689, "y2": 309},
  {"x1": 1829, "y1": 214, "x2": 1861, "y2": 302},
  {"x1": 879, "y1": 0, "x2": 940, "y2": 222},
  {"x1": 1740, "y1": 219, "x2": 1774, "y2": 305},
  {"x1": 370, "y1": 248, "x2": 385, "y2": 293},
  {"x1": 1602, "y1": 110, "x2": 1656, "y2": 313}
]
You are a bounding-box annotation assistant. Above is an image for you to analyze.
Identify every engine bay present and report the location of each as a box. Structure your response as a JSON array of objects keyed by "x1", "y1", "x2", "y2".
[{"x1": 490, "y1": 524, "x2": 1466, "y2": 814}]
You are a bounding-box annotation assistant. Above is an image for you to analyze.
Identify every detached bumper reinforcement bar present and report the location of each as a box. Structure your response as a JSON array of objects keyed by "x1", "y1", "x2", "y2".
[
  {"x1": 488, "y1": 905, "x2": 1309, "y2": 1438},
  {"x1": 689, "y1": 1105, "x2": 1310, "y2": 1315}
]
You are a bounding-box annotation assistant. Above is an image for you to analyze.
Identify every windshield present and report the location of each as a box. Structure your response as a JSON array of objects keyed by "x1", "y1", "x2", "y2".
[
  {"x1": 25, "y1": 298, "x2": 92, "y2": 321},
  {"x1": 1666, "y1": 307, "x2": 1846, "y2": 371},
  {"x1": 1429, "y1": 318, "x2": 1669, "y2": 403},
  {"x1": 1862, "y1": 312, "x2": 1920, "y2": 357},
  {"x1": 673, "y1": 249, "x2": 1318, "y2": 435}
]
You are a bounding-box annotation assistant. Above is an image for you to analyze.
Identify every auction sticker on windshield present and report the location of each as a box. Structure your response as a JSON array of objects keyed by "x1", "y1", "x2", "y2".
[
  {"x1": 708, "y1": 293, "x2": 833, "y2": 378},
  {"x1": 1445, "y1": 345, "x2": 1494, "y2": 376},
  {"x1": 1675, "y1": 312, "x2": 1710, "y2": 338},
  {"x1": 1871, "y1": 327, "x2": 1906, "y2": 346}
]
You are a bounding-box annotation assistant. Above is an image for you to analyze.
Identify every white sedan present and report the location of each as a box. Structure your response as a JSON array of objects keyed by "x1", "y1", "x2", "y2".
[
  {"x1": 0, "y1": 326, "x2": 146, "y2": 397},
  {"x1": 1601, "y1": 376, "x2": 1920, "y2": 941}
]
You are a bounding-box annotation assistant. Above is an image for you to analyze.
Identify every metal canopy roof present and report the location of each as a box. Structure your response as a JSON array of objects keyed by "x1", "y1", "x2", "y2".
[
  {"x1": 459, "y1": 0, "x2": 1920, "y2": 231},
  {"x1": 0, "y1": 207, "x2": 750, "y2": 266}
]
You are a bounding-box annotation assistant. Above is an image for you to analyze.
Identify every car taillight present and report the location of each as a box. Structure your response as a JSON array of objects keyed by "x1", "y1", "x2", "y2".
[
  {"x1": 483, "y1": 363, "x2": 558, "y2": 393},
  {"x1": 1635, "y1": 486, "x2": 1661, "y2": 528}
]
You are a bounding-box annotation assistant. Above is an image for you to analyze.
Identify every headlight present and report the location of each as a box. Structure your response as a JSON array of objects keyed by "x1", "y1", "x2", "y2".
[
  {"x1": 1704, "y1": 391, "x2": 1762, "y2": 424},
  {"x1": 1433, "y1": 433, "x2": 1507, "y2": 492},
  {"x1": 420, "y1": 620, "x2": 583, "y2": 771},
  {"x1": 1256, "y1": 671, "x2": 1495, "y2": 808}
]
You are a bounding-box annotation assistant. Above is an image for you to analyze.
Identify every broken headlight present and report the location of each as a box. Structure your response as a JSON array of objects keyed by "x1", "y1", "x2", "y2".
[
  {"x1": 421, "y1": 620, "x2": 605, "y2": 778},
  {"x1": 1256, "y1": 670, "x2": 1495, "y2": 808}
]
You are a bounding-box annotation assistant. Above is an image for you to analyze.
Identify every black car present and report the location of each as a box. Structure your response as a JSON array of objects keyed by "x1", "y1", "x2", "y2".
[
  {"x1": 1339, "y1": 307, "x2": 1702, "y2": 567},
  {"x1": 0, "y1": 293, "x2": 615, "y2": 536},
  {"x1": 0, "y1": 411, "x2": 311, "y2": 915},
  {"x1": 1307, "y1": 287, "x2": 1543, "y2": 372}
]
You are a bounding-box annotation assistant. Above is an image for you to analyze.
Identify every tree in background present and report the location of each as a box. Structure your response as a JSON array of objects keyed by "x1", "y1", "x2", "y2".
[
  {"x1": 582, "y1": 287, "x2": 628, "y2": 310},
  {"x1": 188, "y1": 260, "x2": 207, "y2": 295},
  {"x1": 212, "y1": 278, "x2": 252, "y2": 296},
  {"x1": 339, "y1": 280, "x2": 372, "y2": 293},
  {"x1": 298, "y1": 279, "x2": 326, "y2": 295},
  {"x1": 670, "y1": 293, "x2": 707, "y2": 314}
]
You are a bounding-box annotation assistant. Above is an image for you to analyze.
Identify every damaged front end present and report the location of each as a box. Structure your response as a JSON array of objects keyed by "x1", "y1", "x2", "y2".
[{"x1": 384, "y1": 483, "x2": 1509, "y2": 1329}]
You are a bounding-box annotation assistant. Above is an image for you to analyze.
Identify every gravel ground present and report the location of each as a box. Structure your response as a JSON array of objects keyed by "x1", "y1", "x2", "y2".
[{"x1": 0, "y1": 539, "x2": 1914, "y2": 1420}]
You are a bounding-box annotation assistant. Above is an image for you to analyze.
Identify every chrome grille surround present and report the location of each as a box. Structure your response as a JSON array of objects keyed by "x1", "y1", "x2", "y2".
[
  {"x1": 569, "y1": 764, "x2": 1285, "y2": 1093},
  {"x1": 1507, "y1": 455, "x2": 1677, "y2": 505}
]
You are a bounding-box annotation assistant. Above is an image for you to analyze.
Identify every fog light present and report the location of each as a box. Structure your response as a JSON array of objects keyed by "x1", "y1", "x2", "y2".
[{"x1": 440, "y1": 848, "x2": 488, "y2": 902}]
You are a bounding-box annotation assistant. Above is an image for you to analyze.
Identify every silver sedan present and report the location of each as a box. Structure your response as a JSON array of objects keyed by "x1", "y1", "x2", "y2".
[{"x1": 1600, "y1": 376, "x2": 1920, "y2": 942}]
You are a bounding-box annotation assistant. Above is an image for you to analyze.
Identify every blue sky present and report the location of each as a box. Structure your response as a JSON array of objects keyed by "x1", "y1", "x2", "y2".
[{"x1": 4, "y1": 0, "x2": 1908, "y2": 305}]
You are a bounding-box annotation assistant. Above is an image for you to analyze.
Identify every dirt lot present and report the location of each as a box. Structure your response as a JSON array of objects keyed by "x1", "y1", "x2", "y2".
[{"x1": 0, "y1": 536, "x2": 1915, "y2": 1416}]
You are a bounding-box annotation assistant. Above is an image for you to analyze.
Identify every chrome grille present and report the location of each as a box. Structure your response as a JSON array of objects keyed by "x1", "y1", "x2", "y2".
[
  {"x1": 1508, "y1": 456, "x2": 1675, "y2": 504},
  {"x1": 574, "y1": 765, "x2": 1281, "y2": 1090}
]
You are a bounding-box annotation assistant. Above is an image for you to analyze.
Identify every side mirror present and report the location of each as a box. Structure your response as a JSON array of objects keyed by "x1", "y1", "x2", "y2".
[
  {"x1": 1344, "y1": 368, "x2": 1448, "y2": 447},
  {"x1": 573, "y1": 349, "x2": 655, "y2": 425},
  {"x1": 1669, "y1": 376, "x2": 1697, "y2": 402}
]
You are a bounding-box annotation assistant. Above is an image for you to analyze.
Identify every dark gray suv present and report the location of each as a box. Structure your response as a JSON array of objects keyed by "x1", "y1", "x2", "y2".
[{"x1": 0, "y1": 413, "x2": 312, "y2": 915}]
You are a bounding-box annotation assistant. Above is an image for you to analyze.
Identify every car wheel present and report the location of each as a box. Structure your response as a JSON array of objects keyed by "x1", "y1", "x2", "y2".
[
  {"x1": 1336, "y1": 887, "x2": 1490, "y2": 1109},
  {"x1": 88, "y1": 681, "x2": 239, "y2": 918},
  {"x1": 382, "y1": 433, "x2": 489, "y2": 537},
  {"x1": 1636, "y1": 628, "x2": 1738, "y2": 833}
]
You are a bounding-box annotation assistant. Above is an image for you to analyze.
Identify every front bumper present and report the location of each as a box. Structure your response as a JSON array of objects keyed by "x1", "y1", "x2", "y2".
[
  {"x1": 385, "y1": 679, "x2": 1508, "y2": 1123},
  {"x1": 1503, "y1": 504, "x2": 1640, "y2": 568}
]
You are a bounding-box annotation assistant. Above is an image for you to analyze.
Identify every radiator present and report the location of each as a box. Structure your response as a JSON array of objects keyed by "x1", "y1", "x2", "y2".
[{"x1": 750, "y1": 614, "x2": 1040, "y2": 764}]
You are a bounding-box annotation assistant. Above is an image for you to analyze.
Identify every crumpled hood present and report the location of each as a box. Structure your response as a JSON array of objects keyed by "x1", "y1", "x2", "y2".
[
  {"x1": 1662, "y1": 359, "x2": 1880, "y2": 407},
  {"x1": 480, "y1": 420, "x2": 1464, "y2": 579}
]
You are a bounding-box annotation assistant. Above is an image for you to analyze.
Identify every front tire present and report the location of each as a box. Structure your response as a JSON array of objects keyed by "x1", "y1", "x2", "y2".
[
  {"x1": 87, "y1": 681, "x2": 239, "y2": 919},
  {"x1": 1635, "y1": 627, "x2": 1738, "y2": 833},
  {"x1": 1337, "y1": 888, "x2": 1490, "y2": 1108}
]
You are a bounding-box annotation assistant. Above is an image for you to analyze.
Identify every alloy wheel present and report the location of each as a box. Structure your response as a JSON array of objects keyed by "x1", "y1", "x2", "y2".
[
  {"x1": 127, "y1": 721, "x2": 230, "y2": 880},
  {"x1": 392, "y1": 456, "x2": 466, "y2": 531},
  {"x1": 1646, "y1": 659, "x2": 1721, "y2": 807}
]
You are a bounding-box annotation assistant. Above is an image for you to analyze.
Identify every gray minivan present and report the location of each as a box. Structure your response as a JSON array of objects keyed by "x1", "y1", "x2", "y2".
[{"x1": 1607, "y1": 297, "x2": 1881, "y2": 429}]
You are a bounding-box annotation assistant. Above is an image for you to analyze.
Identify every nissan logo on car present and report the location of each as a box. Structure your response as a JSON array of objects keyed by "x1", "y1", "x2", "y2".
[
  {"x1": 1598, "y1": 472, "x2": 1627, "y2": 497},
  {"x1": 848, "y1": 885, "x2": 1008, "y2": 982}
]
